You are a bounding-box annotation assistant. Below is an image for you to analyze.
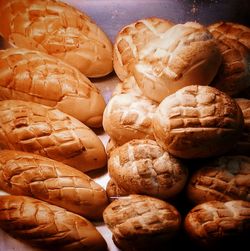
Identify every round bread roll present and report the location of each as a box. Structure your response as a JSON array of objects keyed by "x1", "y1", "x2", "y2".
[
  {"x1": 106, "y1": 179, "x2": 128, "y2": 202},
  {"x1": 114, "y1": 17, "x2": 173, "y2": 81},
  {"x1": 134, "y1": 22, "x2": 222, "y2": 102},
  {"x1": 0, "y1": 0, "x2": 113, "y2": 77},
  {"x1": 103, "y1": 92, "x2": 157, "y2": 145},
  {"x1": 208, "y1": 22, "x2": 250, "y2": 96},
  {"x1": 229, "y1": 98, "x2": 250, "y2": 155},
  {"x1": 108, "y1": 139, "x2": 188, "y2": 199},
  {"x1": 0, "y1": 100, "x2": 107, "y2": 172},
  {"x1": 103, "y1": 194, "x2": 181, "y2": 251},
  {"x1": 187, "y1": 155, "x2": 250, "y2": 204},
  {"x1": 0, "y1": 48, "x2": 106, "y2": 128},
  {"x1": 153, "y1": 85, "x2": 244, "y2": 159},
  {"x1": 184, "y1": 200, "x2": 250, "y2": 247}
]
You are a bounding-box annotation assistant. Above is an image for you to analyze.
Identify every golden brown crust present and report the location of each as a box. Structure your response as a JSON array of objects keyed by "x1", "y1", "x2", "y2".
[
  {"x1": 106, "y1": 179, "x2": 128, "y2": 201},
  {"x1": 0, "y1": 195, "x2": 107, "y2": 251},
  {"x1": 134, "y1": 22, "x2": 222, "y2": 102},
  {"x1": 153, "y1": 85, "x2": 244, "y2": 158},
  {"x1": 0, "y1": 150, "x2": 108, "y2": 220},
  {"x1": 103, "y1": 194, "x2": 181, "y2": 250},
  {"x1": 108, "y1": 139, "x2": 188, "y2": 199},
  {"x1": 0, "y1": 48, "x2": 106, "y2": 128},
  {"x1": 113, "y1": 17, "x2": 173, "y2": 81},
  {"x1": 208, "y1": 22, "x2": 250, "y2": 96},
  {"x1": 0, "y1": 0, "x2": 113, "y2": 77},
  {"x1": 184, "y1": 200, "x2": 250, "y2": 246},
  {"x1": 0, "y1": 100, "x2": 107, "y2": 172},
  {"x1": 187, "y1": 155, "x2": 250, "y2": 204},
  {"x1": 105, "y1": 138, "x2": 120, "y2": 158}
]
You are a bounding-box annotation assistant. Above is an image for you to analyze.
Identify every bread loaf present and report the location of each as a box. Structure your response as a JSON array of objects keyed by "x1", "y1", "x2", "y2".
[
  {"x1": 114, "y1": 17, "x2": 173, "y2": 81},
  {"x1": 134, "y1": 22, "x2": 222, "y2": 102},
  {"x1": 103, "y1": 93, "x2": 157, "y2": 145},
  {"x1": 0, "y1": 0, "x2": 113, "y2": 77},
  {"x1": 153, "y1": 85, "x2": 244, "y2": 158},
  {"x1": 0, "y1": 195, "x2": 107, "y2": 251},
  {"x1": 187, "y1": 155, "x2": 250, "y2": 204},
  {"x1": 184, "y1": 200, "x2": 250, "y2": 247},
  {"x1": 108, "y1": 139, "x2": 188, "y2": 199},
  {"x1": 0, "y1": 100, "x2": 107, "y2": 172},
  {"x1": 0, "y1": 150, "x2": 108, "y2": 220},
  {"x1": 106, "y1": 179, "x2": 128, "y2": 201},
  {"x1": 0, "y1": 48, "x2": 106, "y2": 128},
  {"x1": 103, "y1": 194, "x2": 181, "y2": 251},
  {"x1": 106, "y1": 137, "x2": 120, "y2": 158},
  {"x1": 208, "y1": 22, "x2": 250, "y2": 96}
]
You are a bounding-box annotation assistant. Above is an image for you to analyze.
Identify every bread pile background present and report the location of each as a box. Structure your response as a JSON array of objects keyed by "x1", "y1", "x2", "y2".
[{"x1": 0, "y1": 0, "x2": 249, "y2": 251}]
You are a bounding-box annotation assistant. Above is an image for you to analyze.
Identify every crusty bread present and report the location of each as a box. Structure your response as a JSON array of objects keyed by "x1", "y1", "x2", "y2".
[
  {"x1": 0, "y1": 195, "x2": 107, "y2": 251},
  {"x1": 134, "y1": 22, "x2": 222, "y2": 102},
  {"x1": 208, "y1": 22, "x2": 250, "y2": 96},
  {"x1": 103, "y1": 92, "x2": 157, "y2": 145},
  {"x1": 184, "y1": 200, "x2": 250, "y2": 247},
  {"x1": 0, "y1": 48, "x2": 106, "y2": 128},
  {"x1": 106, "y1": 137, "x2": 120, "y2": 158},
  {"x1": 0, "y1": 150, "x2": 108, "y2": 220},
  {"x1": 153, "y1": 85, "x2": 244, "y2": 158},
  {"x1": 0, "y1": 0, "x2": 113, "y2": 77},
  {"x1": 106, "y1": 179, "x2": 128, "y2": 201},
  {"x1": 103, "y1": 194, "x2": 181, "y2": 251},
  {"x1": 0, "y1": 100, "x2": 107, "y2": 172},
  {"x1": 113, "y1": 17, "x2": 173, "y2": 81},
  {"x1": 187, "y1": 155, "x2": 250, "y2": 204},
  {"x1": 108, "y1": 139, "x2": 188, "y2": 199}
]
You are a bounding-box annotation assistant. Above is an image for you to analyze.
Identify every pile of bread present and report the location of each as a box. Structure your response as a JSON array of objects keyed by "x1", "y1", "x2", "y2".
[{"x1": 0, "y1": 0, "x2": 249, "y2": 251}]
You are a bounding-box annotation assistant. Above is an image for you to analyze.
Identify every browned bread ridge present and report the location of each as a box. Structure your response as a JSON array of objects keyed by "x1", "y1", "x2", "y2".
[
  {"x1": 184, "y1": 200, "x2": 250, "y2": 247},
  {"x1": 208, "y1": 22, "x2": 250, "y2": 96},
  {"x1": 103, "y1": 194, "x2": 181, "y2": 251},
  {"x1": 0, "y1": 195, "x2": 107, "y2": 251},
  {"x1": 0, "y1": 100, "x2": 107, "y2": 172},
  {"x1": 108, "y1": 139, "x2": 188, "y2": 199},
  {"x1": 134, "y1": 22, "x2": 222, "y2": 102},
  {"x1": 0, "y1": 150, "x2": 108, "y2": 220},
  {"x1": 0, "y1": 48, "x2": 106, "y2": 128},
  {"x1": 187, "y1": 155, "x2": 250, "y2": 204},
  {"x1": 153, "y1": 85, "x2": 244, "y2": 158},
  {"x1": 106, "y1": 179, "x2": 128, "y2": 202},
  {"x1": 0, "y1": 0, "x2": 113, "y2": 77},
  {"x1": 113, "y1": 17, "x2": 173, "y2": 81}
]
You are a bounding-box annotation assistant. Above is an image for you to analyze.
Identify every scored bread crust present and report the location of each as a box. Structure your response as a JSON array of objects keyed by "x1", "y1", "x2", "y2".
[
  {"x1": 103, "y1": 92, "x2": 157, "y2": 145},
  {"x1": 134, "y1": 22, "x2": 222, "y2": 102},
  {"x1": 0, "y1": 150, "x2": 108, "y2": 220},
  {"x1": 0, "y1": 195, "x2": 107, "y2": 251},
  {"x1": 108, "y1": 139, "x2": 188, "y2": 199},
  {"x1": 184, "y1": 200, "x2": 250, "y2": 246},
  {"x1": 0, "y1": 100, "x2": 107, "y2": 172},
  {"x1": 0, "y1": 0, "x2": 113, "y2": 77},
  {"x1": 187, "y1": 155, "x2": 250, "y2": 204},
  {"x1": 153, "y1": 85, "x2": 244, "y2": 159},
  {"x1": 103, "y1": 194, "x2": 181, "y2": 250},
  {"x1": 113, "y1": 17, "x2": 173, "y2": 81},
  {"x1": 0, "y1": 48, "x2": 106, "y2": 128},
  {"x1": 208, "y1": 22, "x2": 250, "y2": 96}
]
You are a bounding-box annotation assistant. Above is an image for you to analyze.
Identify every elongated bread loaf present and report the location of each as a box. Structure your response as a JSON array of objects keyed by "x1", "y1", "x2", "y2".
[
  {"x1": 114, "y1": 17, "x2": 173, "y2": 80},
  {"x1": 0, "y1": 100, "x2": 107, "y2": 172},
  {"x1": 134, "y1": 22, "x2": 222, "y2": 102},
  {"x1": 0, "y1": 150, "x2": 108, "y2": 220},
  {"x1": 187, "y1": 155, "x2": 250, "y2": 204},
  {"x1": 0, "y1": 195, "x2": 107, "y2": 251},
  {"x1": 103, "y1": 194, "x2": 181, "y2": 251},
  {"x1": 0, "y1": 0, "x2": 113, "y2": 77},
  {"x1": 0, "y1": 48, "x2": 106, "y2": 128},
  {"x1": 184, "y1": 200, "x2": 250, "y2": 247},
  {"x1": 108, "y1": 139, "x2": 188, "y2": 199}
]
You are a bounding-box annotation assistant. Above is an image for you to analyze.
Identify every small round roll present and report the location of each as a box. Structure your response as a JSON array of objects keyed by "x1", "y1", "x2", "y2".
[{"x1": 153, "y1": 85, "x2": 244, "y2": 159}]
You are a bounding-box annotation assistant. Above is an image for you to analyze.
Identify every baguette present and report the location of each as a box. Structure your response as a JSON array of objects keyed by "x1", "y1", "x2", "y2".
[
  {"x1": 0, "y1": 195, "x2": 107, "y2": 251},
  {"x1": 0, "y1": 150, "x2": 108, "y2": 220},
  {"x1": 0, "y1": 0, "x2": 113, "y2": 77},
  {"x1": 0, "y1": 100, "x2": 107, "y2": 172},
  {"x1": 0, "y1": 48, "x2": 106, "y2": 128}
]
